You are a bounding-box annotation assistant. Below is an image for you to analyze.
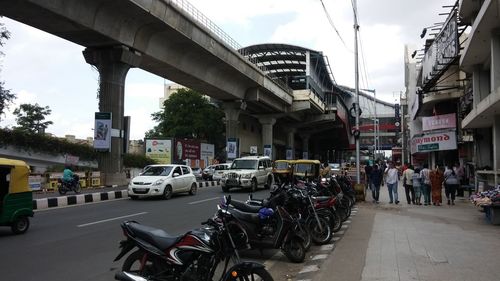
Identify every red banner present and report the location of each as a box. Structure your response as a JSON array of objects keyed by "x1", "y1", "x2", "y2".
[{"x1": 174, "y1": 139, "x2": 200, "y2": 161}]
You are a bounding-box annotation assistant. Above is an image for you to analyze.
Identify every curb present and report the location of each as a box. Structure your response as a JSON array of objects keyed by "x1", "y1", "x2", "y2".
[{"x1": 33, "y1": 181, "x2": 221, "y2": 210}]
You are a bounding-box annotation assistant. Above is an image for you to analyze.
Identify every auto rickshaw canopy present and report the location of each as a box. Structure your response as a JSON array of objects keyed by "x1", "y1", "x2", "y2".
[
  {"x1": 293, "y1": 159, "x2": 321, "y2": 179},
  {"x1": 0, "y1": 158, "x2": 31, "y2": 193}
]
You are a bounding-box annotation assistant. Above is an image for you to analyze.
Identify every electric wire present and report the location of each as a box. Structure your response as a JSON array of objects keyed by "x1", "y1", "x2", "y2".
[{"x1": 319, "y1": 0, "x2": 351, "y2": 52}]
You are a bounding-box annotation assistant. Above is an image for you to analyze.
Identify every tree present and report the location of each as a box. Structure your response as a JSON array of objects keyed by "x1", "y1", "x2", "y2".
[
  {"x1": 13, "y1": 103, "x2": 53, "y2": 134},
  {"x1": 147, "y1": 88, "x2": 225, "y2": 147},
  {"x1": 0, "y1": 20, "x2": 15, "y2": 121}
]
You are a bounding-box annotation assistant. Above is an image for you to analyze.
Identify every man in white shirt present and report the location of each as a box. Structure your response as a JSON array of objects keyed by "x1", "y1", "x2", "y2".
[{"x1": 385, "y1": 161, "x2": 400, "y2": 204}]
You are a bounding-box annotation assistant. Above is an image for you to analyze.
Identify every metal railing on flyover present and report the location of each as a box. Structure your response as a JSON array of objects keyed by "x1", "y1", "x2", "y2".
[{"x1": 168, "y1": 0, "x2": 292, "y2": 94}]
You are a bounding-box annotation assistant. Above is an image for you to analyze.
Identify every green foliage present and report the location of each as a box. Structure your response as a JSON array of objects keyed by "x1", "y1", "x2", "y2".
[
  {"x1": 0, "y1": 128, "x2": 97, "y2": 160},
  {"x1": 123, "y1": 153, "x2": 157, "y2": 168},
  {"x1": 13, "y1": 103, "x2": 53, "y2": 133},
  {"x1": 148, "y1": 88, "x2": 225, "y2": 147},
  {"x1": 0, "y1": 20, "x2": 15, "y2": 121}
]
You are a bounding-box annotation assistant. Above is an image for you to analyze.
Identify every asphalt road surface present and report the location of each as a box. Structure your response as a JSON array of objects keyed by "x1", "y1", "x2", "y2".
[{"x1": 0, "y1": 186, "x2": 305, "y2": 281}]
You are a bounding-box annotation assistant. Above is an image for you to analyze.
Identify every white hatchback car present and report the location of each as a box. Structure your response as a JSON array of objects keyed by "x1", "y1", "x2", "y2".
[
  {"x1": 212, "y1": 163, "x2": 232, "y2": 181},
  {"x1": 128, "y1": 164, "x2": 197, "y2": 200}
]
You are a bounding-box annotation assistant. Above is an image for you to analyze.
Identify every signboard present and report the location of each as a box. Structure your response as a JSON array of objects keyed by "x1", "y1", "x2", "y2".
[
  {"x1": 303, "y1": 152, "x2": 309, "y2": 159},
  {"x1": 286, "y1": 148, "x2": 293, "y2": 160},
  {"x1": 29, "y1": 175, "x2": 42, "y2": 191},
  {"x1": 200, "y1": 143, "x2": 214, "y2": 168},
  {"x1": 250, "y1": 146, "x2": 258, "y2": 155},
  {"x1": 421, "y1": 10, "x2": 458, "y2": 89},
  {"x1": 65, "y1": 154, "x2": 79, "y2": 165},
  {"x1": 93, "y1": 112, "x2": 112, "y2": 151},
  {"x1": 422, "y1": 113, "x2": 456, "y2": 131},
  {"x1": 145, "y1": 139, "x2": 172, "y2": 164},
  {"x1": 174, "y1": 139, "x2": 200, "y2": 161},
  {"x1": 263, "y1": 145, "x2": 272, "y2": 158},
  {"x1": 410, "y1": 131, "x2": 457, "y2": 153},
  {"x1": 227, "y1": 138, "x2": 239, "y2": 160}
]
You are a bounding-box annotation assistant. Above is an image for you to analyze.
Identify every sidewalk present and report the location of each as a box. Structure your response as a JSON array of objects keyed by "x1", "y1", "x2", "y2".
[{"x1": 315, "y1": 182, "x2": 500, "y2": 281}]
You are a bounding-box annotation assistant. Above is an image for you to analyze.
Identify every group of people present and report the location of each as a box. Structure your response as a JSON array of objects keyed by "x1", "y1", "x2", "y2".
[{"x1": 365, "y1": 161, "x2": 464, "y2": 206}]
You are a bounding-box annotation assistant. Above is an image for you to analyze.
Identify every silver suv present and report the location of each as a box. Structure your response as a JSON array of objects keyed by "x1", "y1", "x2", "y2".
[{"x1": 221, "y1": 156, "x2": 273, "y2": 192}]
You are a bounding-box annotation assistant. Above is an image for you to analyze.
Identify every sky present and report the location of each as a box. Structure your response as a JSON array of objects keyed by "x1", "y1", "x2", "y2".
[{"x1": 0, "y1": 0, "x2": 452, "y2": 140}]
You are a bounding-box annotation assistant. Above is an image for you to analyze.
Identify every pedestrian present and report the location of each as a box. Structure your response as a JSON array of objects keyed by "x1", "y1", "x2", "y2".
[
  {"x1": 370, "y1": 164, "x2": 383, "y2": 203},
  {"x1": 444, "y1": 165, "x2": 460, "y2": 205},
  {"x1": 430, "y1": 165, "x2": 444, "y2": 206},
  {"x1": 384, "y1": 161, "x2": 400, "y2": 204},
  {"x1": 365, "y1": 162, "x2": 373, "y2": 191},
  {"x1": 412, "y1": 167, "x2": 422, "y2": 205},
  {"x1": 402, "y1": 165, "x2": 415, "y2": 204},
  {"x1": 420, "y1": 164, "x2": 431, "y2": 206}
]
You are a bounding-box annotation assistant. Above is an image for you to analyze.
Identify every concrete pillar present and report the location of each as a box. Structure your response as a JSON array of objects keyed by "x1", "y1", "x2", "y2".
[
  {"x1": 83, "y1": 46, "x2": 141, "y2": 186},
  {"x1": 287, "y1": 128, "x2": 296, "y2": 159},
  {"x1": 493, "y1": 116, "x2": 500, "y2": 186},
  {"x1": 473, "y1": 65, "x2": 491, "y2": 107},
  {"x1": 491, "y1": 31, "x2": 500, "y2": 93},
  {"x1": 221, "y1": 102, "x2": 241, "y2": 139},
  {"x1": 259, "y1": 117, "x2": 276, "y2": 159},
  {"x1": 301, "y1": 134, "x2": 310, "y2": 159}
]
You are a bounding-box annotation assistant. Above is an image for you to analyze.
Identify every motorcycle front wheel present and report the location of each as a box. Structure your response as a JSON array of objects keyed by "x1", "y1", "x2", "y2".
[
  {"x1": 307, "y1": 216, "x2": 332, "y2": 245},
  {"x1": 296, "y1": 222, "x2": 312, "y2": 251},
  {"x1": 74, "y1": 183, "x2": 82, "y2": 194},
  {"x1": 282, "y1": 236, "x2": 305, "y2": 263},
  {"x1": 224, "y1": 267, "x2": 274, "y2": 281},
  {"x1": 58, "y1": 186, "x2": 67, "y2": 196}
]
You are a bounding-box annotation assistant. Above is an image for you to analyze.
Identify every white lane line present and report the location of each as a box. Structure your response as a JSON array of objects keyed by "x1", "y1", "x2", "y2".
[
  {"x1": 299, "y1": 265, "x2": 320, "y2": 274},
  {"x1": 320, "y1": 244, "x2": 335, "y2": 251},
  {"x1": 312, "y1": 254, "x2": 329, "y2": 260},
  {"x1": 77, "y1": 212, "x2": 148, "y2": 227},
  {"x1": 188, "y1": 197, "x2": 220, "y2": 205}
]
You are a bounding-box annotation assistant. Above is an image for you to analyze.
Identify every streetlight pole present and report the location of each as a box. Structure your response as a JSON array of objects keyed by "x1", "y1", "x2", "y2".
[{"x1": 353, "y1": 0, "x2": 360, "y2": 184}]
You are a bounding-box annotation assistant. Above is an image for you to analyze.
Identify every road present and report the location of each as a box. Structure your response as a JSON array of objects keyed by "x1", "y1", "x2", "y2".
[{"x1": 0, "y1": 186, "x2": 306, "y2": 281}]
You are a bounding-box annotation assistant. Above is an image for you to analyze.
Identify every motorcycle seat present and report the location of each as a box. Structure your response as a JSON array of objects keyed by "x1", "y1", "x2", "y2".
[
  {"x1": 128, "y1": 223, "x2": 182, "y2": 250},
  {"x1": 228, "y1": 207, "x2": 261, "y2": 224},
  {"x1": 230, "y1": 199, "x2": 263, "y2": 213}
]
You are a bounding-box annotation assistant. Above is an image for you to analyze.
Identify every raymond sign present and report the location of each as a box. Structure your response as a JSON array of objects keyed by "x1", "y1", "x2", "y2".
[
  {"x1": 410, "y1": 131, "x2": 457, "y2": 153},
  {"x1": 422, "y1": 113, "x2": 456, "y2": 131}
]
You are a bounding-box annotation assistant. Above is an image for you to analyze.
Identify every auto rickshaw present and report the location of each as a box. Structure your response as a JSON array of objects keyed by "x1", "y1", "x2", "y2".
[
  {"x1": 272, "y1": 160, "x2": 295, "y2": 184},
  {"x1": 293, "y1": 159, "x2": 322, "y2": 182},
  {"x1": 0, "y1": 158, "x2": 34, "y2": 234}
]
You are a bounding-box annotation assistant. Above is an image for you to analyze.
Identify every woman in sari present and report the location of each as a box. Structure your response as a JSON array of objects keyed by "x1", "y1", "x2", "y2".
[{"x1": 430, "y1": 165, "x2": 444, "y2": 206}]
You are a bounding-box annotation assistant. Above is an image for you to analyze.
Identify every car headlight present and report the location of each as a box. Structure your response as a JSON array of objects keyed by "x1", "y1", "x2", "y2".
[
  {"x1": 241, "y1": 174, "x2": 252, "y2": 179},
  {"x1": 153, "y1": 179, "x2": 164, "y2": 186}
]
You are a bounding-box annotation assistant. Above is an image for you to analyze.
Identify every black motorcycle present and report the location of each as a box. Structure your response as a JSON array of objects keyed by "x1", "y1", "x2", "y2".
[
  {"x1": 114, "y1": 196, "x2": 274, "y2": 281},
  {"x1": 57, "y1": 174, "x2": 81, "y2": 195},
  {"x1": 223, "y1": 196, "x2": 306, "y2": 263}
]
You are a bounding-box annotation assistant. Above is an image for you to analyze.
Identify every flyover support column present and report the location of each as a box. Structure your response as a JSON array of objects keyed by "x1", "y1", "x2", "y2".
[
  {"x1": 287, "y1": 128, "x2": 296, "y2": 159},
  {"x1": 222, "y1": 102, "x2": 241, "y2": 159},
  {"x1": 83, "y1": 46, "x2": 141, "y2": 186},
  {"x1": 301, "y1": 134, "x2": 310, "y2": 159},
  {"x1": 259, "y1": 117, "x2": 276, "y2": 160}
]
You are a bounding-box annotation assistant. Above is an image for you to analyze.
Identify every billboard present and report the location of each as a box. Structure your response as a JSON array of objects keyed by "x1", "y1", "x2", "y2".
[
  {"x1": 410, "y1": 130, "x2": 457, "y2": 154},
  {"x1": 93, "y1": 112, "x2": 112, "y2": 151},
  {"x1": 145, "y1": 139, "x2": 172, "y2": 164},
  {"x1": 227, "y1": 138, "x2": 239, "y2": 160},
  {"x1": 200, "y1": 143, "x2": 214, "y2": 167},
  {"x1": 174, "y1": 139, "x2": 200, "y2": 162},
  {"x1": 422, "y1": 113, "x2": 456, "y2": 131}
]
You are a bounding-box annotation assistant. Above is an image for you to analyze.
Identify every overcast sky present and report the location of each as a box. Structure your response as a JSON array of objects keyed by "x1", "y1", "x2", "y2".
[{"x1": 0, "y1": 0, "x2": 452, "y2": 140}]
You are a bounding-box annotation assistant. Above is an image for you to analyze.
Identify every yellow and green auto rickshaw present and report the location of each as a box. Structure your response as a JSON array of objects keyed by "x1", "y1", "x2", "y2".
[
  {"x1": 293, "y1": 159, "x2": 321, "y2": 182},
  {"x1": 0, "y1": 158, "x2": 34, "y2": 234},
  {"x1": 272, "y1": 160, "x2": 295, "y2": 184}
]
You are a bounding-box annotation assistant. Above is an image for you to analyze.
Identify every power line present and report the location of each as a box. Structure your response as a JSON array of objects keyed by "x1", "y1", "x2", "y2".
[{"x1": 319, "y1": 0, "x2": 351, "y2": 52}]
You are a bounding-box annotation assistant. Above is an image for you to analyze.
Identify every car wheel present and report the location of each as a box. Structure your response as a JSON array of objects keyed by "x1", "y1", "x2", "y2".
[
  {"x1": 163, "y1": 185, "x2": 173, "y2": 200},
  {"x1": 265, "y1": 176, "x2": 273, "y2": 189},
  {"x1": 11, "y1": 216, "x2": 30, "y2": 234},
  {"x1": 189, "y1": 183, "x2": 197, "y2": 195},
  {"x1": 250, "y1": 178, "x2": 258, "y2": 192}
]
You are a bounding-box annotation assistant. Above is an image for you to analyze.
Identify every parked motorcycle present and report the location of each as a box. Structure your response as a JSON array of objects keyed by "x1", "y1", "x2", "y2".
[
  {"x1": 57, "y1": 174, "x2": 81, "y2": 195},
  {"x1": 114, "y1": 196, "x2": 274, "y2": 281}
]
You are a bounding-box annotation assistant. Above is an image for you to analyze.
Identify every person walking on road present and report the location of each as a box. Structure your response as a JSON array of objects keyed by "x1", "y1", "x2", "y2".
[
  {"x1": 444, "y1": 165, "x2": 460, "y2": 205},
  {"x1": 420, "y1": 164, "x2": 431, "y2": 206},
  {"x1": 412, "y1": 167, "x2": 422, "y2": 205},
  {"x1": 370, "y1": 164, "x2": 383, "y2": 203},
  {"x1": 385, "y1": 161, "x2": 400, "y2": 204},
  {"x1": 402, "y1": 165, "x2": 415, "y2": 204},
  {"x1": 430, "y1": 165, "x2": 444, "y2": 206},
  {"x1": 365, "y1": 162, "x2": 373, "y2": 191}
]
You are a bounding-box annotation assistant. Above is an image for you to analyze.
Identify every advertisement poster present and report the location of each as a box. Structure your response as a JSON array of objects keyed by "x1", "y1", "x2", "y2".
[
  {"x1": 263, "y1": 145, "x2": 272, "y2": 158},
  {"x1": 250, "y1": 146, "x2": 258, "y2": 155},
  {"x1": 286, "y1": 149, "x2": 293, "y2": 160},
  {"x1": 28, "y1": 175, "x2": 42, "y2": 191},
  {"x1": 303, "y1": 152, "x2": 309, "y2": 159},
  {"x1": 174, "y1": 139, "x2": 200, "y2": 162},
  {"x1": 422, "y1": 113, "x2": 456, "y2": 131},
  {"x1": 145, "y1": 139, "x2": 172, "y2": 164},
  {"x1": 227, "y1": 138, "x2": 239, "y2": 159},
  {"x1": 93, "y1": 112, "x2": 112, "y2": 151},
  {"x1": 200, "y1": 143, "x2": 214, "y2": 168},
  {"x1": 410, "y1": 131, "x2": 457, "y2": 153}
]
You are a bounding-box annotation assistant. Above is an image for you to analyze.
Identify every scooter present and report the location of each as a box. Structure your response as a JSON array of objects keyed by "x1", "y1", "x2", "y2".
[{"x1": 57, "y1": 174, "x2": 81, "y2": 195}]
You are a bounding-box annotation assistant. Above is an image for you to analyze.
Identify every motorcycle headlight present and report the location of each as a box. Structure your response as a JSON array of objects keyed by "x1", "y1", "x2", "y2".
[
  {"x1": 153, "y1": 179, "x2": 164, "y2": 186},
  {"x1": 241, "y1": 174, "x2": 252, "y2": 179}
]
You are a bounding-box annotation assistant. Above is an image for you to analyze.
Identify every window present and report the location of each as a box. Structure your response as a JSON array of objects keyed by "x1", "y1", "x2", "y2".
[
  {"x1": 173, "y1": 167, "x2": 182, "y2": 175},
  {"x1": 181, "y1": 166, "x2": 190, "y2": 175},
  {"x1": 142, "y1": 166, "x2": 172, "y2": 176},
  {"x1": 232, "y1": 159, "x2": 258, "y2": 169}
]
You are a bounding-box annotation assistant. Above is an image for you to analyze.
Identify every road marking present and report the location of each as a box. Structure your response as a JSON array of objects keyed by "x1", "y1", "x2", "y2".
[
  {"x1": 299, "y1": 265, "x2": 320, "y2": 274},
  {"x1": 77, "y1": 212, "x2": 148, "y2": 227},
  {"x1": 320, "y1": 244, "x2": 335, "y2": 251},
  {"x1": 188, "y1": 197, "x2": 220, "y2": 205},
  {"x1": 312, "y1": 254, "x2": 328, "y2": 260}
]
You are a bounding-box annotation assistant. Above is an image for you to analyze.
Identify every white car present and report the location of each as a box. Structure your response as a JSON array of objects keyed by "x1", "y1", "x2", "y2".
[
  {"x1": 221, "y1": 156, "x2": 273, "y2": 192},
  {"x1": 128, "y1": 164, "x2": 197, "y2": 200},
  {"x1": 212, "y1": 163, "x2": 232, "y2": 181}
]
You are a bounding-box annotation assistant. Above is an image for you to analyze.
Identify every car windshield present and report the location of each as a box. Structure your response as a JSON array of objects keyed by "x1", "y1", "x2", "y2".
[
  {"x1": 142, "y1": 166, "x2": 172, "y2": 176},
  {"x1": 215, "y1": 165, "x2": 230, "y2": 170},
  {"x1": 275, "y1": 162, "x2": 289, "y2": 169},
  {"x1": 231, "y1": 159, "x2": 257, "y2": 169}
]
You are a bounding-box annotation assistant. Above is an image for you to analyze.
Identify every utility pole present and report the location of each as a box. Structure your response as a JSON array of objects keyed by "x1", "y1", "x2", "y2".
[{"x1": 353, "y1": 0, "x2": 360, "y2": 184}]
